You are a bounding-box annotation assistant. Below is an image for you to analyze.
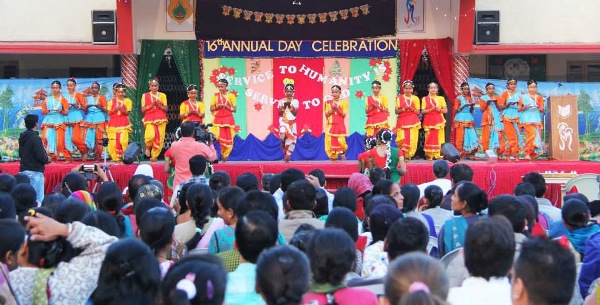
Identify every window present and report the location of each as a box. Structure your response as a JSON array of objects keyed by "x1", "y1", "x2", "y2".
[
  {"x1": 567, "y1": 62, "x2": 600, "y2": 82},
  {"x1": 0, "y1": 61, "x2": 18, "y2": 79}
]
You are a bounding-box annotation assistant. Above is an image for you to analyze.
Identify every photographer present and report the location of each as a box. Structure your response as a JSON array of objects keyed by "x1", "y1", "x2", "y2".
[
  {"x1": 19, "y1": 114, "x2": 51, "y2": 204},
  {"x1": 168, "y1": 121, "x2": 217, "y2": 188}
]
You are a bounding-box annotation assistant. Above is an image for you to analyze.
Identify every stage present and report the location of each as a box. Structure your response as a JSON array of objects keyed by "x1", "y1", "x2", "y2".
[{"x1": 1, "y1": 159, "x2": 598, "y2": 205}]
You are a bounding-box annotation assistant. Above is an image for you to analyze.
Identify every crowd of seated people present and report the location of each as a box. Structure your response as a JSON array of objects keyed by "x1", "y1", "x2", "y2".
[{"x1": 1, "y1": 159, "x2": 599, "y2": 305}]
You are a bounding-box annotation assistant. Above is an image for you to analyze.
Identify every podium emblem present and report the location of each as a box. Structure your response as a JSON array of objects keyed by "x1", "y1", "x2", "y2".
[{"x1": 557, "y1": 104, "x2": 572, "y2": 119}]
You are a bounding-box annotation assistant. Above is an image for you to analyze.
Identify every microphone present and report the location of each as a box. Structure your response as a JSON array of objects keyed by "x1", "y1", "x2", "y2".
[{"x1": 558, "y1": 83, "x2": 563, "y2": 87}]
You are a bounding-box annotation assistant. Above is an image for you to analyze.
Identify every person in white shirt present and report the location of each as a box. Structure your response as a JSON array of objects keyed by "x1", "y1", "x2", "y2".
[
  {"x1": 523, "y1": 172, "x2": 562, "y2": 222},
  {"x1": 418, "y1": 160, "x2": 451, "y2": 199},
  {"x1": 447, "y1": 217, "x2": 515, "y2": 305}
]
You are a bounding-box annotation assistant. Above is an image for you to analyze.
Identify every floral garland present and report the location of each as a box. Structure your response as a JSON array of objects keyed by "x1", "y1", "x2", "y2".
[{"x1": 221, "y1": 4, "x2": 370, "y2": 25}]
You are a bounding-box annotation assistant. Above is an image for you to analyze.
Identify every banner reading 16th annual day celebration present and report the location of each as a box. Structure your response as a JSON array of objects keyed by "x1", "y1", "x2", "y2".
[{"x1": 202, "y1": 39, "x2": 399, "y2": 140}]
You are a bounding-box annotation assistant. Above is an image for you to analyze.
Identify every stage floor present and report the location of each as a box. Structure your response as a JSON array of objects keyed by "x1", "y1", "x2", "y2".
[{"x1": 1, "y1": 159, "x2": 597, "y2": 205}]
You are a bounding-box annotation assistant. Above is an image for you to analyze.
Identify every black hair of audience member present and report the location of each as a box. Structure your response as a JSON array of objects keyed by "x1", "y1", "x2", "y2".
[
  {"x1": 362, "y1": 194, "x2": 397, "y2": 232},
  {"x1": 281, "y1": 168, "x2": 305, "y2": 192},
  {"x1": 0, "y1": 193, "x2": 16, "y2": 220},
  {"x1": 12, "y1": 183, "x2": 37, "y2": 217},
  {"x1": 385, "y1": 253, "x2": 450, "y2": 305},
  {"x1": 488, "y1": 195, "x2": 527, "y2": 233},
  {"x1": 235, "y1": 190, "x2": 279, "y2": 221},
  {"x1": 589, "y1": 200, "x2": 600, "y2": 218},
  {"x1": 256, "y1": 245, "x2": 310, "y2": 305},
  {"x1": 455, "y1": 181, "x2": 488, "y2": 214},
  {"x1": 0, "y1": 173, "x2": 16, "y2": 193},
  {"x1": 400, "y1": 183, "x2": 420, "y2": 213},
  {"x1": 312, "y1": 188, "x2": 329, "y2": 218},
  {"x1": 294, "y1": 223, "x2": 317, "y2": 235},
  {"x1": 189, "y1": 155, "x2": 208, "y2": 176},
  {"x1": 370, "y1": 204, "x2": 403, "y2": 244},
  {"x1": 209, "y1": 171, "x2": 231, "y2": 193},
  {"x1": 386, "y1": 217, "x2": 430, "y2": 261},
  {"x1": 134, "y1": 197, "x2": 163, "y2": 229},
  {"x1": 522, "y1": 172, "x2": 547, "y2": 198},
  {"x1": 0, "y1": 219, "x2": 25, "y2": 270},
  {"x1": 564, "y1": 193, "x2": 589, "y2": 204},
  {"x1": 513, "y1": 238, "x2": 575, "y2": 305},
  {"x1": 14, "y1": 173, "x2": 30, "y2": 185},
  {"x1": 562, "y1": 199, "x2": 590, "y2": 229},
  {"x1": 449, "y1": 163, "x2": 474, "y2": 185},
  {"x1": 93, "y1": 238, "x2": 161, "y2": 305},
  {"x1": 186, "y1": 183, "x2": 214, "y2": 249},
  {"x1": 424, "y1": 185, "x2": 444, "y2": 209},
  {"x1": 286, "y1": 180, "x2": 317, "y2": 211},
  {"x1": 325, "y1": 207, "x2": 358, "y2": 241},
  {"x1": 372, "y1": 179, "x2": 395, "y2": 197},
  {"x1": 289, "y1": 230, "x2": 316, "y2": 254},
  {"x1": 268, "y1": 174, "x2": 282, "y2": 195},
  {"x1": 333, "y1": 187, "x2": 357, "y2": 212},
  {"x1": 161, "y1": 254, "x2": 228, "y2": 305},
  {"x1": 26, "y1": 207, "x2": 78, "y2": 269},
  {"x1": 128, "y1": 174, "x2": 151, "y2": 201},
  {"x1": 235, "y1": 172, "x2": 260, "y2": 192},
  {"x1": 369, "y1": 167, "x2": 387, "y2": 185},
  {"x1": 41, "y1": 193, "x2": 67, "y2": 215},
  {"x1": 518, "y1": 194, "x2": 539, "y2": 216},
  {"x1": 308, "y1": 228, "x2": 356, "y2": 286},
  {"x1": 514, "y1": 182, "x2": 536, "y2": 197},
  {"x1": 95, "y1": 182, "x2": 126, "y2": 236},
  {"x1": 515, "y1": 196, "x2": 536, "y2": 233},
  {"x1": 140, "y1": 207, "x2": 176, "y2": 255},
  {"x1": 308, "y1": 169, "x2": 326, "y2": 187},
  {"x1": 177, "y1": 182, "x2": 194, "y2": 215},
  {"x1": 54, "y1": 197, "x2": 91, "y2": 223},
  {"x1": 61, "y1": 172, "x2": 88, "y2": 197},
  {"x1": 180, "y1": 121, "x2": 195, "y2": 137},
  {"x1": 261, "y1": 173, "x2": 274, "y2": 192},
  {"x1": 236, "y1": 211, "x2": 279, "y2": 263},
  {"x1": 81, "y1": 210, "x2": 121, "y2": 238},
  {"x1": 217, "y1": 186, "x2": 245, "y2": 216},
  {"x1": 464, "y1": 216, "x2": 515, "y2": 280},
  {"x1": 432, "y1": 160, "x2": 450, "y2": 178}
]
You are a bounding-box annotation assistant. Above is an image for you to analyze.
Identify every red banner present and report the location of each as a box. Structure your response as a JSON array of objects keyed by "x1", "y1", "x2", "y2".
[{"x1": 272, "y1": 58, "x2": 325, "y2": 137}]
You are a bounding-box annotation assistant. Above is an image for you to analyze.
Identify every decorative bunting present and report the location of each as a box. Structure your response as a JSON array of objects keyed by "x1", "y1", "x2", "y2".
[{"x1": 220, "y1": 4, "x2": 370, "y2": 25}]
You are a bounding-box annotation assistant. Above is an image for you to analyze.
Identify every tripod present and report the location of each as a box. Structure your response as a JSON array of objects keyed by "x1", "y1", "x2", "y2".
[{"x1": 92, "y1": 137, "x2": 114, "y2": 193}]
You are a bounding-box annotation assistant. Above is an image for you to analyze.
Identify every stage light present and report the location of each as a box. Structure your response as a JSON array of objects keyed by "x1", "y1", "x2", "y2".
[{"x1": 441, "y1": 143, "x2": 460, "y2": 163}]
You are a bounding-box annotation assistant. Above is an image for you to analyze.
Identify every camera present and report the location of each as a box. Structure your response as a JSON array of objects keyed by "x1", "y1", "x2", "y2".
[
  {"x1": 80, "y1": 164, "x2": 98, "y2": 180},
  {"x1": 193, "y1": 122, "x2": 216, "y2": 145}
]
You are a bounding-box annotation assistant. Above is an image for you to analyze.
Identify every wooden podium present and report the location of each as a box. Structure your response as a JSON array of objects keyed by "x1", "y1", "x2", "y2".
[{"x1": 548, "y1": 96, "x2": 579, "y2": 161}]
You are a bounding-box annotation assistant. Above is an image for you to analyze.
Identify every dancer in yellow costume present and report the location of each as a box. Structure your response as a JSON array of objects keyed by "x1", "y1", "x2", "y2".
[
  {"x1": 106, "y1": 84, "x2": 132, "y2": 163},
  {"x1": 211, "y1": 79, "x2": 236, "y2": 162},
  {"x1": 141, "y1": 78, "x2": 168, "y2": 162},
  {"x1": 365, "y1": 80, "x2": 390, "y2": 136},
  {"x1": 180, "y1": 84, "x2": 205, "y2": 124},
  {"x1": 421, "y1": 82, "x2": 447, "y2": 160},
  {"x1": 395, "y1": 80, "x2": 421, "y2": 159}
]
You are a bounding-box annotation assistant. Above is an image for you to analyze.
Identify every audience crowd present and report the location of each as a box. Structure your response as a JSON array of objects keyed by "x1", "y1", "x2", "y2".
[{"x1": 1, "y1": 158, "x2": 599, "y2": 305}]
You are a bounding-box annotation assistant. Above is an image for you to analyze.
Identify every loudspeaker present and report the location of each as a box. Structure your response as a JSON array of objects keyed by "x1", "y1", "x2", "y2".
[
  {"x1": 475, "y1": 11, "x2": 499, "y2": 45},
  {"x1": 122, "y1": 142, "x2": 142, "y2": 165},
  {"x1": 441, "y1": 143, "x2": 461, "y2": 163},
  {"x1": 92, "y1": 10, "x2": 116, "y2": 44}
]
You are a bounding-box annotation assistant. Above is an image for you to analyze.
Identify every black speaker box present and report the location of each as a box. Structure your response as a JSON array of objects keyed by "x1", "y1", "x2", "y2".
[
  {"x1": 92, "y1": 10, "x2": 116, "y2": 44},
  {"x1": 475, "y1": 11, "x2": 499, "y2": 44}
]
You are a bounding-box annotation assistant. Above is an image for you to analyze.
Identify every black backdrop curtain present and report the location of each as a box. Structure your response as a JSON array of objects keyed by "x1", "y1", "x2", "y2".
[{"x1": 195, "y1": 0, "x2": 396, "y2": 40}]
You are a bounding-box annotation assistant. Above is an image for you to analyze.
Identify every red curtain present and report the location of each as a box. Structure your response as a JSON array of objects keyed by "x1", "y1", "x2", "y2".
[
  {"x1": 425, "y1": 38, "x2": 456, "y2": 140},
  {"x1": 399, "y1": 40, "x2": 426, "y2": 83},
  {"x1": 272, "y1": 58, "x2": 325, "y2": 137}
]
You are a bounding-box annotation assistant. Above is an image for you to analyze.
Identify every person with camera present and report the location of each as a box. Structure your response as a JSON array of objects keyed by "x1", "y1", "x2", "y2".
[
  {"x1": 19, "y1": 114, "x2": 51, "y2": 204},
  {"x1": 168, "y1": 121, "x2": 217, "y2": 189},
  {"x1": 278, "y1": 78, "x2": 299, "y2": 162},
  {"x1": 141, "y1": 78, "x2": 168, "y2": 163},
  {"x1": 84, "y1": 81, "x2": 108, "y2": 161},
  {"x1": 210, "y1": 79, "x2": 236, "y2": 162},
  {"x1": 180, "y1": 84, "x2": 205, "y2": 124}
]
